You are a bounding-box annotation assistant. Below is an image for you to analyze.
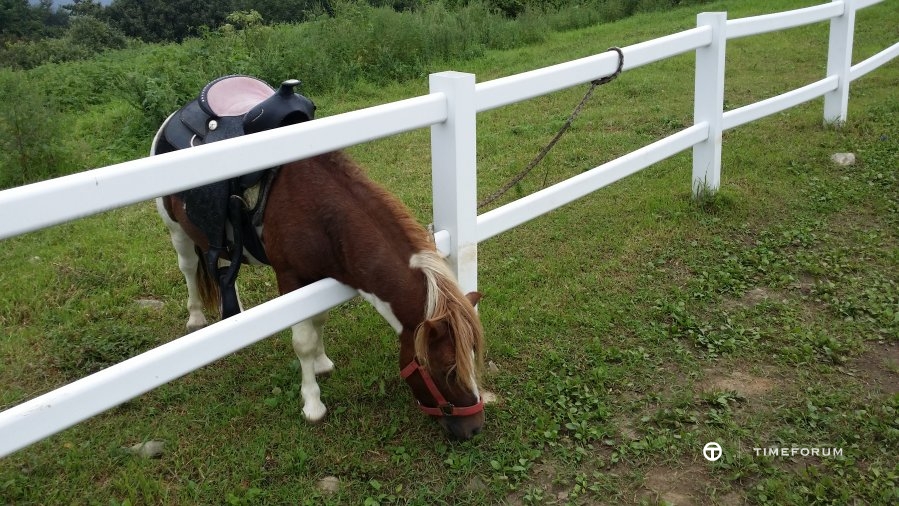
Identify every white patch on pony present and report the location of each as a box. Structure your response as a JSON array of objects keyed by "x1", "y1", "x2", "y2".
[
  {"x1": 469, "y1": 350, "x2": 481, "y2": 399},
  {"x1": 358, "y1": 290, "x2": 403, "y2": 334},
  {"x1": 480, "y1": 390, "x2": 498, "y2": 404},
  {"x1": 291, "y1": 314, "x2": 330, "y2": 422},
  {"x1": 155, "y1": 196, "x2": 208, "y2": 332}
]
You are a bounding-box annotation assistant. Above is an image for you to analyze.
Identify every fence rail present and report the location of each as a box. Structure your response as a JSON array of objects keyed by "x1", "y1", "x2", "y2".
[
  {"x1": 1, "y1": 0, "x2": 895, "y2": 457},
  {"x1": 477, "y1": 124, "x2": 710, "y2": 242},
  {"x1": 723, "y1": 76, "x2": 840, "y2": 131},
  {"x1": 726, "y1": 1, "x2": 844, "y2": 38},
  {"x1": 0, "y1": 94, "x2": 447, "y2": 241},
  {"x1": 475, "y1": 27, "x2": 712, "y2": 112},
  {"x1": 851, "y1": 41, "x2": 899, "y2": 80}
]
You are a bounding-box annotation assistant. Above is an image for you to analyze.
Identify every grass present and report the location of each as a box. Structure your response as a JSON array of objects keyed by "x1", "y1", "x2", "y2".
[{"x1": 2, "y1": 0, "x2": 898, "y2": 503}]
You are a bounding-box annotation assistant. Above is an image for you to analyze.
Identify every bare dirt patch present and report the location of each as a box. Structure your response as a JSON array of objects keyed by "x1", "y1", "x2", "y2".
[
  {"x1": 640, "y1": 463, "x2": 745, "y2": 505},
  {"x1": 848, "y1": 342, "x2": 899, "y2": 394},
  {"x1": 615, "y1": 415, "x2": 642, "y2": 442},
  {"x1": 742, "y1": 287, "x2": 774, "y2": 306},
  {"x1": 700, "y1": 369, "x2": 776, "y2": 400},
  {"x1": 641, "y1": 464, "x2": 705, "y2": 505},
  {"x1": 790, "y1": 273, "x2": 817, "y2": 296},
  {"x1": 722, "y1": 286, "x2": 780, "y2": 312},
  {"x1": 503, "y1": 461, "x2": 570, "y2": 505}
]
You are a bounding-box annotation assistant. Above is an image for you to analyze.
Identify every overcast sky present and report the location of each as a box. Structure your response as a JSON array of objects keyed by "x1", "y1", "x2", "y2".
[{"x1": 32, "y1": 1, "x2": 114, "y2": 9}]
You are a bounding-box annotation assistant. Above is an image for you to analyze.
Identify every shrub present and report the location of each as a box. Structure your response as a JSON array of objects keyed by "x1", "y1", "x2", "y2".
[{"x1": 0, "y1": 71, "x2": 74, "y2": 188}]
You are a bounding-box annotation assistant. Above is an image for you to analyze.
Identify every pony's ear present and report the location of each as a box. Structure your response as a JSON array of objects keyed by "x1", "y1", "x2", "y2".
[
  {"x1": 423, "y1": 317, "x2": 450, "y2": 338},
  {"x1": 465, "y1": 291, "x2": 483, "y2": 308}
]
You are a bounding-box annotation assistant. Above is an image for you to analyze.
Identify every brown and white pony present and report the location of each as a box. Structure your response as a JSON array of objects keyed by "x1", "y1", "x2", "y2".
[{"x1": 155, "y1": 150, "x2": 486, "y2": 440}]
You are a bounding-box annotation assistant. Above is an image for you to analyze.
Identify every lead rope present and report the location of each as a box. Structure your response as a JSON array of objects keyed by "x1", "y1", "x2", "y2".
[{"x1": 477, "y1": 47, "x2": 624, "y2": 210}]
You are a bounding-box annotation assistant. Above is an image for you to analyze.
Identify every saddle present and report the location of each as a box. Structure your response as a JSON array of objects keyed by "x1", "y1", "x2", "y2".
[{"x1": 156, "y1": 75, "x2": 316, "y2": 319}]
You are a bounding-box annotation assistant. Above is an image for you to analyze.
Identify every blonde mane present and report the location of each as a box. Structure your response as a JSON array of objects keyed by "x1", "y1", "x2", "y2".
[
  {"x1": 338, "y1": 153, "x2": 483, "y2": 390},
  {"x1": 410, "y1": 251, "x2": 484, "y2": 390}
]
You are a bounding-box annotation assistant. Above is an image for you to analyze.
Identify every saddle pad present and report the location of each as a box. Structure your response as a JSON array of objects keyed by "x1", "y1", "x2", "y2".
[{"x1": 201, "y1": 76, "x2": 274, "y2": 117}]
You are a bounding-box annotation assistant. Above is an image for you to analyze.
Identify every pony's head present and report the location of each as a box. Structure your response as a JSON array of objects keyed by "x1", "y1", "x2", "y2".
[{"x1": 403, "y1": 252, "x2": 485, "y2": 440}]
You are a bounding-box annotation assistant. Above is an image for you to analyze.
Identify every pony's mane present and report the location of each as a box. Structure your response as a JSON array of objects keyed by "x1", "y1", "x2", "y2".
[
  {"x1": 335, "y1": 153, "x2": 484, "y2": 388},
  {"x1": 410, "y1": 251, "x2": 485, "y2": 390}
]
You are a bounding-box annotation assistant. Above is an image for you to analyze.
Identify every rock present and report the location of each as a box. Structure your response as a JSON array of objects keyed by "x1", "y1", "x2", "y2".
[
  {"x1": 481, "y1": 390, "x2": 498, "y2": 404},
  {"x1": 487, "y1": 360, "x2": 500, "y2": 375},
  {"x1": 127, "y1": 440, "x2": 165, "y2": 459},
  {"x1": 831, "y1": 152, "x2": 856, "y2": 166},
  {"x1": 466, "y1": 475, "x2": 488, "y2": 492},
  {"x1": 136, "y1": 298, "x2": 164, "y2": 311},
  {"x1": 317, "y1": 476, "x2": 340, "y2": 495}
]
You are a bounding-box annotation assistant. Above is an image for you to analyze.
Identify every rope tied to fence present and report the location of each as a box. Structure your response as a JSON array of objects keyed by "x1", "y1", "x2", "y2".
[{"x1": 478, "y1": 47, "x2": 624, "y2": 210}]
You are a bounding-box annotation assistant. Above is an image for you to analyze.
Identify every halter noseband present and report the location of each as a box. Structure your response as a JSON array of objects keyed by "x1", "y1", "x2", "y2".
[{"x1": 400, "y1": 358, "x2": 484, "y2": 417}]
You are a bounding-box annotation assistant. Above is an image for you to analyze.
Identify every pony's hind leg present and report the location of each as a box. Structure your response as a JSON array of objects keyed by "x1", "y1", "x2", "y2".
[
  {"x1": 291, "y1": 311, "x2": 332, "y2": 422},
  {"x1": 156, "y1": 197, "x2": 208, "y2": 332}
]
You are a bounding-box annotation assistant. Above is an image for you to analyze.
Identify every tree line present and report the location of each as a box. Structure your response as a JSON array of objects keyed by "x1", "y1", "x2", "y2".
[
  {"x1": 2, "y1": 0, "x2": 590, "y2": 68},
  {"x1": 2, "y1": 0, "x2": 339, "y2": 44},
  {"x1": 3, "y1": 0, "x2": 577, "y2": 44}
]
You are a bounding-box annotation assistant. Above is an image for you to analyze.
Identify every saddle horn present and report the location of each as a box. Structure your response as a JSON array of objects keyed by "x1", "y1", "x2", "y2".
[{"x1": 243, "y1": 79, "x2": 317, "y2": 135}]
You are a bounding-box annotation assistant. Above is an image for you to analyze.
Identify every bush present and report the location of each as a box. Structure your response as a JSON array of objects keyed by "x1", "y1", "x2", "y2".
[
  {"x1": 0, "y1": 71, "x2": 75, "y2": 188},
  {"x1": 65, "y1": 16, "x2": 128, "y2": 54},
  {"x1": 0, "y1": 17, "x2": 128, "y2": 70}
]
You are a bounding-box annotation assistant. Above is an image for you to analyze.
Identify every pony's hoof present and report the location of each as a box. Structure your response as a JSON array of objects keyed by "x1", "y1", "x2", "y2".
[
  {"x1": 303, "y1": 404, "x2": 327, "y2": 424},
  {"x1": 186, "y1": 316, "x2": 207, "y2": 333}
]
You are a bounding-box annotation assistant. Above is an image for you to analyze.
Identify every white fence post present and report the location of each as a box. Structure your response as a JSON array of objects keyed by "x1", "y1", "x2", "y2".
[
  {"x1": 824, "y1": 0, "x2": 856, "y2": 125},
  {"x1": 429, "y1": 71, "x2": 478, "y2": 293},
  {"x1": 692, "y1": 12, "x2": 727, "y2": 199}
]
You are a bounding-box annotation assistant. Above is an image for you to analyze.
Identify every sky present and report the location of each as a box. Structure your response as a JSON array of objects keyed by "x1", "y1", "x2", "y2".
[{"x1": 31, "y1": 1, "x2": 115, "y2": 9}]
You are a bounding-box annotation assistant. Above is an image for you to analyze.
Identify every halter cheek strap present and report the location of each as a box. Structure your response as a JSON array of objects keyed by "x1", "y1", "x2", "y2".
[{"x1": 400, "y1": 359, "x2": 484, "y2": 417}]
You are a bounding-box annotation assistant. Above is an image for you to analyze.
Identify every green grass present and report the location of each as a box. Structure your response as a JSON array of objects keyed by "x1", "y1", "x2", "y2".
[{"x1": 2, "y1": 0, "x2": 898, "y2": 504}]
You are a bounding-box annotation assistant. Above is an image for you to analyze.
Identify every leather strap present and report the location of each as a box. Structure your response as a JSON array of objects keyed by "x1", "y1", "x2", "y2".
[{"x1": 400, "y1": 358, "x2": 484, "y2": 417}]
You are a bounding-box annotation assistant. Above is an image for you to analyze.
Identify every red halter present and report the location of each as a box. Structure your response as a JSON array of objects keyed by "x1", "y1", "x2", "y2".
[{"x1": 400, "y1": 358, "x2": 484, "y2": 417}]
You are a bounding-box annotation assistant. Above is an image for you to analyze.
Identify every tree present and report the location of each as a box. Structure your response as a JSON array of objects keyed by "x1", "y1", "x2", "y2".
[
  {"x1": 0, "y1": 0, "x2": 48, "y2": 40},
  {"x1": 231, "y1": 0, "x2": 334, "y2": 24},
  {"x1": 105, "y1": 0, "x2": 234, "y2": 42},
  {"x1": 63, "y1": 0, "x2": 105, "y2": 19},
  {"x1": 65, "y1": 15, "x2": 126, "y2": 53}
]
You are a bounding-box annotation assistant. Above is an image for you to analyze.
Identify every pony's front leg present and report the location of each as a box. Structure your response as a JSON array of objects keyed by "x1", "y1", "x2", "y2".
[
  {"x1": 291, "y1": 311, "x2": 332, "y2": 422},
  {"x1": 156, "y1": 198, "x2": 207, "y2": 332}
]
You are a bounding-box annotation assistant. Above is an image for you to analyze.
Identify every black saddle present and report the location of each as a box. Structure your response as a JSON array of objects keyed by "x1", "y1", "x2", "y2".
[
  {"x1": 162, "y1": 75, "x2": 315, "y2": 147},
  {"x1": 155, "y1": 75, "x2": 316, "y2": 320}
]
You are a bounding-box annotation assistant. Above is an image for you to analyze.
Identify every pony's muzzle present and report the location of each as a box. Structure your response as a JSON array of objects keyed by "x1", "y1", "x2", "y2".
[{"x1": 438, "y1": 412, "x2": 485, "y2": 441}]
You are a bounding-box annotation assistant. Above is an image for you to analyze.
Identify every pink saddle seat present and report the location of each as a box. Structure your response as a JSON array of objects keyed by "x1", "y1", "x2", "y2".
[{"x1": 202, "y1": 76, "x2": 275, "y2": 117}]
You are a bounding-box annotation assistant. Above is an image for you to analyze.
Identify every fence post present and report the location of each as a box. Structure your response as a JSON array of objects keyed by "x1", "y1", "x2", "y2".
[
  {"x1": 824, "y1": 0, "x2": 856, "y2": 125},
  {"x1": 429, "y1": 71, "x2": 478, "y2": 293},
  {"x1": 692, "y1": 12, "x2": 727, "y2": 199}
]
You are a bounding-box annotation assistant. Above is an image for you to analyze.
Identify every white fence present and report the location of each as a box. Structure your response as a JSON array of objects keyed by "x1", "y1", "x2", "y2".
[{"x1": 0, "y1": 0, "x2": 896, "y2": 457}]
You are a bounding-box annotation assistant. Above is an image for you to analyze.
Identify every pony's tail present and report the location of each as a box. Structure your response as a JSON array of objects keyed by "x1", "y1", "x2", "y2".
[{"x1": 194, "y1": 246, "x2": 221, "y2": 316}]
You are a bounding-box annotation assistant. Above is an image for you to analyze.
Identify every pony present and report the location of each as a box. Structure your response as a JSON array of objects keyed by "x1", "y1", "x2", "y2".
[{"x1": 153, "y1": 146, "x2": 487, "y2": 440}]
